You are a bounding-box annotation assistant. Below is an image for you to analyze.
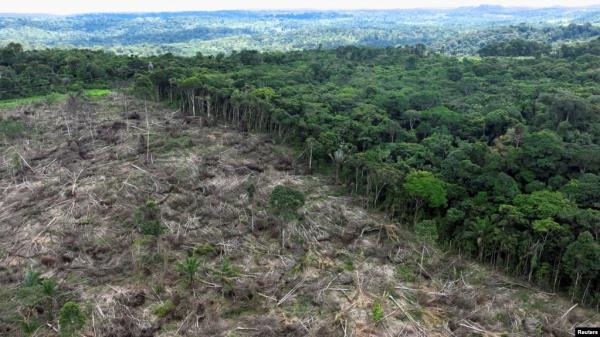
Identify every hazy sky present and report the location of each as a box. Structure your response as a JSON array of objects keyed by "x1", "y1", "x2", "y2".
[{"x1": 1, "y1": 0, "x2": 599, "y2": 14}]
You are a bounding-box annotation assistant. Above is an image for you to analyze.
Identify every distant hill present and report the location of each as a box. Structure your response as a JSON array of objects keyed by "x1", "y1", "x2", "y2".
[{"x1": 0, "y1": 7, "x2": 599, "y2": 55}]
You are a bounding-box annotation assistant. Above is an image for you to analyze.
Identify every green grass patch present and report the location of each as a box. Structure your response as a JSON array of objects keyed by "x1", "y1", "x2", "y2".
[
  {"x1": 153, "y1": 300, "x2": 176, "y2": 318},
  {"x1": 342, "y1": 258, "x2": 355, "y2": 271},
  {"x1": 84, "y1": 89, "x2": 112, "y2": 98},
  {"x1": 0, "y1": 93, "x2": 66, "y2": 109},
  {"x1": 395, "y1": 265, "x2": 416, "y2": 282},
  {"x1": 0, "y1": 89, "x2": 111, "y2": 109}
]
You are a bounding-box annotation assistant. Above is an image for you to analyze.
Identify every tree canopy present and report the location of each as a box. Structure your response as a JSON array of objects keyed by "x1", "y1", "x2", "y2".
[{"x1": 1, "y1": 37, "x2": 599, "y2": 305}]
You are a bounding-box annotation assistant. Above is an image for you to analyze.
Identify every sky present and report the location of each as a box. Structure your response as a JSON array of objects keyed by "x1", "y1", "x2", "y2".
[{"x1": 1, "y1": 0, "x2": 599, "y2": 14}]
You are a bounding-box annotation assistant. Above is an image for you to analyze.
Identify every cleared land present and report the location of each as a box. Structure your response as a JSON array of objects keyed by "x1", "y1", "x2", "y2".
[{"x1": 0, "y1": 93, "x2": 598, "y2": 336}]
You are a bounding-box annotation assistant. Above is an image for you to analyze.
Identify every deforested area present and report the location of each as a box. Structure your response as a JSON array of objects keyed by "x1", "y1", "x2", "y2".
[{"x1": 0, "y1": 89, "x2": 598, "y2": 336}]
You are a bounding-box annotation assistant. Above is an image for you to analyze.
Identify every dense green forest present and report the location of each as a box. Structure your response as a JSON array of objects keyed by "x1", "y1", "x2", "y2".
[
  {"x1": 1, "y1": 7, "x2": 599, "y2": 56},
  {"x1": 1, "y1": 37, "x2": 600, "y2": 307}
]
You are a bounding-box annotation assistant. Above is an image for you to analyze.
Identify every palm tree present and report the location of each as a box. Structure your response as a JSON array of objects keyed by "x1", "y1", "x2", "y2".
[
  {"x1": 462, "y1": 218, "x2": 494, "y2": 262},
  {"x1": 176, "y1": 256, "x2": 200, "y2": 289},
  {"x1": 330, "y1": 147, "x2": 346, "y2": 184}
]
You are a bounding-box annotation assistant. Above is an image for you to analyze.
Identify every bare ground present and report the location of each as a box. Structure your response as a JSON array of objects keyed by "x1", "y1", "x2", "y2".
[{"x1": 0, "y1": 94, "x2": 598, "y2": 337}]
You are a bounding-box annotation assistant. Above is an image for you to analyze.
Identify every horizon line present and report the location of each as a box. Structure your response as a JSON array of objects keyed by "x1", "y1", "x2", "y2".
[{"x1": 1, "y1": 4, "x2": 600, "y2": 16}]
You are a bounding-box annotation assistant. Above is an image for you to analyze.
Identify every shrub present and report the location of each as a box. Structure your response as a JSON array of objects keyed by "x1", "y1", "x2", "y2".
[
  {"x1": 41, "y1": 279, "x2": 57, "y2": 298},
  {"x1": 219, "y1": 258, "x2": 240, "y2": 278},
  {"x1": 269, "y1": 185, "x2": 305, "y2": 221},
  {"x1": 212, "y1": 258, "x2": 240, "y2": 293},
  {"x1": 372, "y1": 301, "x2": 384, "y2": 323},
  {"x1": 22, "y1": 271, "x2": 41, "y2": 287},
  {"x1": 135, "y1": 200, "x2": 165, "y2": 236},
  {"x1": 58, "y1": 302, "x2": 85, "y2": 337},
  {"x1": 0, "y1": 118, "x2": 26, "y2": 139},
  {"x1": 414, "y1": 219, "x2": 439, "y2": 244},
  {"x1": 139, "y1": 252, "x2": 164, "y2": 268},
  {"x1": 342, "y1": 258, "x2": 355, "y2": 271},
  {"x1": 194, "y1": 243, "x2": 215, "y2": 256},
  {"x1": 153, "y1": 300, "x2": 176, "y2": 318},
  {"x1": 139, "y1": 219, "x2": 164, "y2": 236},
  {"x1": 395, "y1": 265, "x2": 416, "y2": 282},
  {"x1": 16, "y1": 271, "x2": 46, "y2": 308},
  {"x1": 176, "y1": 256, "x2": 200, "y2": 288},
  {"x1": 19, "y1": 318, "x2": 40, "y2": 337},
  {"x1": 14, "y1": 272, "x2": 60, "y2": 323},
  {"x1": 246, "y1": 183, "x2": 256, "y2": 200}
]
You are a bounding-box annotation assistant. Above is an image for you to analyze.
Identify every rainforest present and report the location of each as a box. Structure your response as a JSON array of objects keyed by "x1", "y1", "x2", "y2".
[
  {"x1": 2, "y1": 37, "x2": 599, "y2": 301},
  {"x1": 1, "y1": 7, "x2": 600, "y2": 334}
]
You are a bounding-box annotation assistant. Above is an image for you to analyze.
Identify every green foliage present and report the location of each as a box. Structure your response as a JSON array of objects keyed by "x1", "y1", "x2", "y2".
[
  {"x1": 409, "y1": 91, "x2": 442, "y2": 110},
  {"x1": 12, "y1": 272, "x2": 61, "y2": 326},
  {"x1": 535, "y1": 262, "x2": 553, "y2": 286},
  {"x1": 342, "y1": 257, "x2": 355, "y2": 271},
  {"x1": 22, "y1": 271, "x2": 41, "y2": 287},
  {"x1": 135, "y1": 200, "x2": 165, "y2": 236},
  {"x1": 133, "y1": 75, "x2": 154, "y2": 99},
  {"x1": 2, "y1": 34, "x2": 600, "y2": 304},
  {"x1": 219, "y1": 258, "x2": 240, "y2": 278},
  {"x1": 250, "y1": 87, "x2": 277, "y2": 101},
  {"x1": 19, "y1": 318, "x2": 40, "y2": 336},
  {"x1": 0, "y1": 118, "x2": 26, "y2": 139},
  {"x1": 492, "y1": 173, "x2": 520, "y2": 202},
  {"x1": 404, "y1": 171, "x2": 447, "y2": 208},
  {"x1": 212, "y1": 258, "x2": 241, "y2": 292},
  {"x1": 1, "y1": 10, "x2": 600, "y2": 57},
  {"x1": 519, "y1": 131, "x2": 565, "y2": 180},
  {"x1": 139, "y1": 251, "x2": 164, "y2": 268},
  {"x1": 41, "y1": 278, "x2": 58, "y2": 298},
  {"x1": 563, "y1": 232, "x2": 600, "y2": 279},
  {"x1": 0, "y1": 93, "x2": 65, "y2": 109},
  {"x1": 269, "y1": 185, "x2": 305, "y2": 221},
  {"x1": 532, "y1": 218, "x2": 561, "y2": 234},
  {"x1": 514, "y1": 190, "x2": 573, "y2": 220},
  {"x1": 19, "y1": 317, "x2": 42, "y2": 336},
  {"x1": 176, "y1": 256, "x2": 200, "y2": 288},
  {"x1": 372, "y1": 301, "x2": 384, "y2": 323},
  {"x1": 84, "y1": 89, "x2": 112, "y2": 98},
  {"x1": 478, "y1": 39, "x2": 550, "y2": 56},
  {"x1": 58, "y1": 302, "x2": 85, "y2": 337},
  {"x1": 562, "y1": 173, "x2": 600, "y2": 208},
  {"x1": 414, "y1": 220, "x2": 439, "y2": 243},
  {"x1": 153, "y1": 300, "x2": 176, "y2": 318},
  {"x1": 194, "y1": 243, "x2": 215, "y2": 256},
  {"x1": 562, "y1": 231, "x2": 600, "y2": 302},
  {"x1": 395, "y1": 265, "x2": 416, "y2": 282},
  {"x1": 246, "y1": 183, "x2": 256, "y2": 200}
]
